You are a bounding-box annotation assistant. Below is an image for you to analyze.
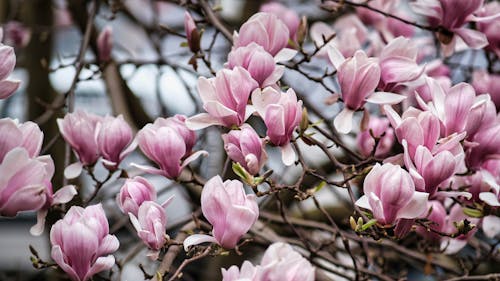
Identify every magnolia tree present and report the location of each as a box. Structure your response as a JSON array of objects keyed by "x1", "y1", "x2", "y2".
[{"x1": 1, "y1": 0, "x2": 500, "y2": 280}]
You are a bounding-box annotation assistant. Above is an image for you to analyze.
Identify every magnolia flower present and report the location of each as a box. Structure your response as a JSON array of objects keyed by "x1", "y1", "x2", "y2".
[
  {"x1": 50, "y1": 204, "x2": 119, "y2": 281},
  {"x1": 2, "y1": 21, "x2": 31, "y2": 48},
  {"x1": 116, "y1": 176, "x2": 157, "y2": 216},
  {"x1": 57, "y1": 110, "x2": 102, "y2": 178},
  {"x1": 184, "y1": 176, "x2": 259, "y2": 250},
  {"x1": 97, "y1": 26, "x2": 112, "y2": 62},
  {"x1": 0, "y1": 30, "x2": 21, "y2": 99},
  {"x1": 411, "y1": 0, "x2": 492, "y2": 56},
  {"x1": 233, "y1": 12, "x2": 297, "y2": 61},
  {"x1": 355, "y1": 163, "x2": 429, "y2": 225},
  {"x1": 222, "y1": 242, "x2": 315, "y2": 281},
  {"x1": 0, "y1": 118, "x2": 43, "y2": 163},
  {"x1": 356, "y1": 116, "x2": 395, "y2": 157},
  {"x1": 356, "y1": 0, "x2": 415, "y2": 40},
  {"x1": 129, "y1": 198, "x2": 173, "y2": 259},
  {"x1": 476, "y1": 1, "x2": 500, "y2": 57},
  {"x1": 95, "y1": 115, "x2": 136, "y2": 170},
  {"x1": 416, "y1": 200, "x2": 447, "y2": 241},
  {"x1": 186, "y1": 67, "x2": 258, "y2": 130},
  {"x1": 259, "y1": 242, "x2": 315, "y2": 281},
  {"x1": 310, "y1": 15, "x2": 367, "y2": 58},
  {"x1": 328, "y1": 49, "x2": 405, "y2": 134},
  {"x1": 472, "y1": 70, "x2": 500, "y2": 111},
  {"x1": 259, "y1": 3, "x2": 300, "y2": 41},
  {"x1": 134, "y1": 117, "x2": 207, "y2": 179},
  {"x1": 403, "y1": 142, "x2": 456, "y2": 195},
  {"x1": 0, "y1": 148, "x2": 53, "y2": 217},
  {"x1": 226, "y1": 43, "x2": 284, "y2": 88},
  {"x1": 378, "y1": 37, "x2": 425, "y2": 91},
  {"x1": 252, "y1": 87, "x2": 302, "y2": 165},
  {"x1": 222, "y1": 124, "x2": 267, "y2": 175}
]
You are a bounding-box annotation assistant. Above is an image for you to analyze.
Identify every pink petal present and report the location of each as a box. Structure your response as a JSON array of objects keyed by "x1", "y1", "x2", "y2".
[
  {"x1": 280, "y1": 142, "x2": 295, "y2": 166},
  {"x1": 183, "y1": 234, "x2": 218, "y2": 251},
  {"x1": 52, "y1": 185, "x2": 77, "y2": 205},
  {"x1": 0, "y1": 79, "x2": 20, "y2": 99},
  {"x1": 454, "y1": 28, "x2": 488, "y2": 49},
  {"x1": 185, "y1": 113, "x2": 224, "y2": 130},
  {"x1": 366, "y1": 91, "x2": 406, "y2": 105},
  {"x1": 273, "y1": 48, "x2": 298, "y2": 62},
  {"x1": 334, "y1": 107, "x2": 354, "y2": 134},
  {"x1": 397, "y1": 191, "x2": 429, "y2": 219},
  {"x1": 64, "y1": 162, "x2": 83, "y2": 179}
]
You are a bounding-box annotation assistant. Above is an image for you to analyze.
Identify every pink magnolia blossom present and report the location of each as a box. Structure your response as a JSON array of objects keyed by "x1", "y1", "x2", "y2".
[
  {"x1": 259, "y1": 3, "x2": 300, "y2": 42},
  {"x1": 416, "y1": 200, "x2": 447, "y2": 241},
  {"x1": 50, "y1": 204, "x2": 119, "y2": 281},
  {"x1": 2, "y1": 21, "x2": 31, "y2": 48},
  {"x1": 357, "y1": 116, "x2": 395, "y2": 157},
  {"x1": 328, "y1": 49, "x2": 405, "y2": 134},
  {"x1": 134, "y1": 117, "x2": 207, "y2": 179},
  {"x1": 0, "y1": 32, "x2": 20, "y2": 99},
  {"x1": 356, "y1": 0, "x2": 415, "y2": 40},
  {"x1": 186, "y1": 67, "x2": 258, "y2": 130},
  {"x1": 95, "y1": 115, "x2": 136, "y2": 170},
  {"x1": 476, "y1": 2, "x2": 500, "y2": 57},
  {"x1": 0, "y1": 148, "x2": 53, "y2": 217},
  {"x1": 117, "y1": 176, "x2": 157, "y2": 217},
  {"x1": 355, "y1": 163, "x2": 429, "y2": 225},
  {"x1": 57, "y1": 110, "x2": 102, "y2": 173},
  {"x1": 310, "y1": 15, "x2": 368, "y2": 58},
  {"x1": 440, "y1": 204, "x2": 478, "y2": 254},
  {"x1": 0, "y1": 118, "x2": 43, "y2": 163},
  {"x1": 222, "y1": 242, "x2": 315, "y2": 281},
  {"x1": 183, "y1": 176, "x2": 259, "y2": 249},
  {"x1": 258, "y1": 242, "x2": 315, "y2": 281},
  {"x1": 222, "y1": 261, "x2": 260, "y2": 281},
  {"x1": 97, "y1": 26, "x2": 112, "y2": 62},
  {"x1": 184, "y1": 11, "x2": 200, "y2": 53},
  {"x1": 251, "y1": 87, "x2": 302, "y2": 165},
  {"x1": 411, "y1": 0, "x2": 491, "y2": 56},
  {"x1": 129, "y1": 198, "x2": 173, "y2": 258},
  {"x1": 472, "y1": 70, "x2": 500, "y2": 110},
  {"x1": 233, "y1": 12, "x2": 297, "y2": 61},
  {"x1": 466, "y1": 124, "x2": 500, "y2": 170},
  {"x1": 403, "y1": 142, "x2": 456, "y2": 195},
  {"x1": 226, "y1": 43, "x2": 283, "y2": 88},
  {"x1": 378, "y1": 37, "x2": 425, "y2": 92},
  {"x1": 222, "y1": 124, "x2": 267, "y2": 175}
]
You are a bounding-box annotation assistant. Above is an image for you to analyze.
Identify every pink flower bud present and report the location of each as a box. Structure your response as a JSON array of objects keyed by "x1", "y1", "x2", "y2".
[
  {"x1": 50, "y1": 204, "x2": 119, "y2": 281},
  {"x1": 356, "y1": 163, "x2": 429, "y2": 225},
  {"x1": 186, "y1": 67, "x2": 258, "y2": 129},
  {"x1": 184, "y1": 12, "x2": 200, "y2": 53},
  {"x1": 95, "y1": 115, "x2": 135, "y2": 170},
  {"x1": 129, "y1": 200, "x2": 169, "y2": 253},
  {"x1": 259, "y1": 242, "x2": 315, "y2": 281},
  {"x1": 0, "y1": 118, "x2": 43, "y2": 162},
  {"x1": 227, "y1": 43, "x2": 283, "y2": 87},
  {"x1": 222, "y1": 124, "x2": 267, "y2": 175},
  {"x1": 201, "y1": 176, "x2": 259, "y2": 249},
  {"x1": 117, "y1": 176, "x2": 157, "y2": 216},
  {"x1": 356, "y1": 116, "x2": 395, "y2": 157},
  {"x1": 57, "y1": 110, "x2": 102, "y2": 166},
  {"x1": 0, "y1": 148, "x2": 53, "y2": 217},
  {"x1": 97, "y1": 26, "x2": 112, "y2": 62},
  {"x1": 135, "y1": 117, "x2": 207, "y2": 179},
  {"x1": 234, "y1": 12, "x2": 290, "y2": 56},
  {"x1": 0, "y1": 41, "x2": 20, "y2": 99},
  {"x1": 259, "y1": 3, "x2": 300, "y2": 41}
]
